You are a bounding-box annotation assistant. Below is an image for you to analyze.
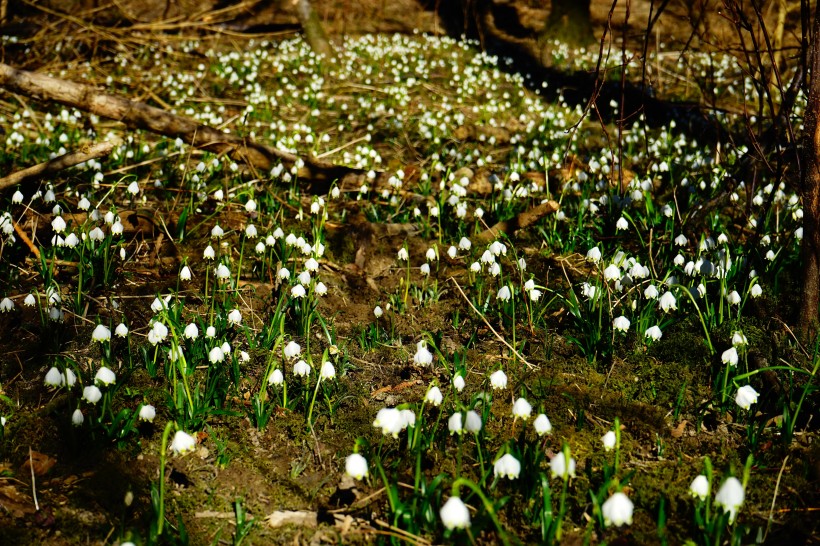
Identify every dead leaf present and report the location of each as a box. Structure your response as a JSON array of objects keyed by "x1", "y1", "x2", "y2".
[
  {"x1": 20, "y1": 452, "x2": 56, "y2": 477},
  {"x1": 671, "y1": 420, "x2": 688, "y2": 438},
  {"x1": 0, "y1": 484, "x2": 35, "y2": 517},
  {"x1": 266, "y1": 510, "x2": 318, "y2": 528}
]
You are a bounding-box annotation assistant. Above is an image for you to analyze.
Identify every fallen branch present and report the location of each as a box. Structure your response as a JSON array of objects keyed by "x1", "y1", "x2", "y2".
[
  {"x1": 0, "y1": 140, "x2": 117, "y2": 193},
  {"x1": 475, "y1": 199, "x2": 559, "y2": 244},
  {"x1": 0, "y1": 63, "x2": 361, "y2": 187}
]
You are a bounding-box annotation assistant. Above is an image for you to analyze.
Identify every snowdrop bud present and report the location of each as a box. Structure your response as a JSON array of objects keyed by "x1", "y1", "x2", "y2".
[
  {"x1": 490, "y1": 369, "x2": 507, "y2": 390},
  {"x1": 374, "y1": 306, "x2": 383, "y2": 318},
  {"x1": 735, "y1": 385, "x2": 759, "y2": 410},
  {"x1": 139, "y1": 404, "x2": 156, "y2": 422},
  {"x1": 512, "y1": 397, "x2": 532, "y2": 420},
  {"x1": 534, "y1": 413, "x2": 552, "y2": 436},
  {"x1": 714, "y1": 477, "x2": 744, "y2": 523},
  {"x1": 689, "y1": 475, "x2": 709, "y2": 501},
  {"x1": 345, "y1": 453, "x2": 368, "y2": 480},
  {"x1": 72, "y1": 408, "x2": 84, "y2": 426},
  {"x1": 453, "y1": 374, "x2": 465, "y2": 392},
  {"x1": 440, "y1": 496, "x2": 471, "y2": 530},
  {"x1": 721, "y1": 347, "x2": 739, "y2": 367},
  {"x1": 601, "y1": 430, "x2": 616, "y2": 451},
  {"x1": 602, "y1": 492, "x2": 634, "y2": 527},
  {"x1": 425, "y1": 386, "x2": 443, "y2": 406},
  {"x1": 494, "y1": 453, "x2": 521, "y2": 479},
  {"x1": 170, "y1": 430, "x2": 196, "y2": 456}
]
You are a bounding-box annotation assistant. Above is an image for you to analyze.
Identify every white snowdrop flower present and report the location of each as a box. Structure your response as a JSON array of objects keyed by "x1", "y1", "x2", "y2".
[
  {"x1": 448, "y1": 412, "x2": 463, "y2": 434},
  {"x1": 88, "y1": 226, "x2": 105, "y2": 242},
  {"x1": 289, "y1": 358, "x2": 310, "y2": 377},
  {"x1": 674, "y1": 253, "x2": 685, "y2": 266},
  {"x1": 662, "y1": 204, "x2": 674, "y2": 217},
  {"x1": 727, "y1": 290, "x2": 741, "y2": 305},
  {"x1": 291, "y1": 284, "x2": 306, "y2": 298},
  {"x1": 414, "y1": 340, "x2": 433, "y2": 366},
  {"x1": 139, "y1": 404, "x2": 156, "y2": 422},
  {"x1": 765, "y1": 249, "x2": 776, "y2": 261},
  {"x1": 602, "y1": 492, "x2": 634, "y2": 527},
  {"x1": 127, "y1": 181, "x2": 140, "y2": 195},
  {"x1": 268, "y1": 369, "x2": 284, "y2": 386},
  {"x1": 470, "y1": 262, "x2": 481, "y2": 273},
  {"x1": 512, "y1": 397, "x2": 532, "y2": 420},
  {"x1": 447, "y1": 246, "x2": 458, "y2": 259},
  {"x1": 184, "y1": 323, "x2": 198, "y2": 340},
  {"x1": 63, "y1": 233, "x2": 78, "y2": 248},
  {"x1": 111, "y1": 220, "x2": 124, "y2": 235},
  {"x1": 722, "y1": 347, "x2": 739, "y2": 367},
  {"x1": 111, "y1": 323, "x2": 127, "y2": 338},
  {"x1": 179, "y1": 265, "x2": 192, "y2": 281},
  {"x1": 674, "y1": 234, "x2": 687, "y2": 246},
  {"x1": 227, "y1": 309, "x2": 242, "y2": 325},
  {"x1": 320, "y1": 360, "x2": 336, "y2": 380},
  {"x1": 331, "y1": 187, "x2": 340, "y2": 199},
  {"x1": 426, "y1": 247, "x2": 437, "y2": 262},
  {"x1": 24, "y1": 293, "x2": 36, "y2": 307},
  {"x1": 205, "y1": 326, "x2": 216, "y2": 338},
  {"x1": 690, "y1": 475, "x2": 710, "y2": 501},
  {"x1": 345, "y1": 453, "x2": 368, "y2": 480},
  {"x1": 616, "y1": 217, "x2": 629, "y2": 231},
  {"x1": 277, "y1": 267, "x2": 291, "y2": 281},
  {"x1": 208, "y1": 346, "x2": 224, "y2": 364},
  {"x1": 601, "y1": 430, "x2": 616, "y2": 451},
  {"x1": 211, "y1": 224, "x2": 224, "y2": 239},
  {"x1": 732, "y1": 331, "x2": 748, "y2": 347},
  {"x1": 400, "y1": 409, "x2": 416, "y2": 430},
  {"x1": 315, "y1": 282, "x2": 327, "y2": 296},
  {"x1": 72, "y1": 408, "x2": 84, "y2": 426},
  {"x1": 458, "y1": 237, "x2": 472, "y2": 251},
  {"x1": 474, "y1": 207, "x2": 483, "y2": 219},
  {"x1": 644, "y1": 325, "x2": 663, "y2": 341},
  {"x1": 453, "y1": 374, "x2": 466, "y2": 392},
  {"x1": 440, "y1": 496, "x2": 471, "y2": 530},
  {"x1": 83, "y1": 385, "x2": 102, "y2": 404},
  {"x1": 613, "y1": 315, "x2": 630, "y2": 332},
  {"x1": 373, "y1": 305, "x2": 384, "y2": 319},
  {"x1": 213, "y1": 189, "x2": 224, "y2": 201},
  {"x1": 305, "y1": 257, "x2": 319, "y2": 272},
  {"x1": 696, "y1": 283, "x2": 707, "y2": 298},
  {"x1": 430, "y1": 205, "x2": 439, "y2": 217},
  {"x1": 0, "y1": 298, "x2": 14, "y2": 312},
  {"x1": 490, "y1": 369, "x2": 507, "y2": 390},
  {"x1": 534, "y1": 413, "x2": 552, "y2": 436},
  {"x1": 373, "y1": 408, "x2": 404, "y2": 437},
  {"x1": 524, "y1": 279, "x2": 536, "y2": 291},
  {"x1": 480, "y1": 250, "x2": 495, "y2": 264},
  {"x1": 203, "y1": 245, "x2": 215, "y2": 260},
  {"x1": 245, "y1": 224, "x2": 257, "y2": 238},
  {"x1": 518, "y1": 257, "x2": 527, "y2": 271},
  {"x1": 215, "y1": 264, "x2": 231, "y2": 280},
  {"x1": 245, "y1": 199, "x2": 257, "y2": 213},
  {"x1": 586, "y1": 246, "x2": 602, "y2": 263},
  {"x1": 170, "y1": 431, "x2": 196, "y2": 456},
  {"x1": 659, "y1": 291, "x2": 677, "y2": 312},
  {"x1": 488, "y1": 262, "x2": 501, "y2": 277},
  {"x1": 420, "y1": 263, "x2": 431, "y2": 276},
  {"x1": 44, "y1": 367, "x2": 64, "y2": 387},
  {"x1": 494, "y1": 453, "x2": 521, "y2": 479},
  {"x1": 750, "y1": 284, "x2": 763, "y2": 298},
  {"x1": 95, "y1": 366, "x2": 116, "y2": 386},
  {"x1": 715, "y1": 477, "x2": 745, "y2": 523},
  {"x1": 77, "y1": 196, "x2": 90, "y2": 210},
  {"x1": 489, "y1": 241, "x2": 506, "y2": 256},
  {"x1": 425, "y1": 386, "x2": 443, "y2": 406},
  {"x1": 240, "y1": 351, "x2": 250, "y2": 363},
  {"x1": 51, "y1": 216, "x2": 66, "y2": 233},
  {"x1": 284, "y1": 341, "x2": 301, "y2": 359},
  {"x1": 11, "y1": 190, "x2": 24, "y2": 204},
  {"x1": 465, "y1": 410, "x2": 482, "y2": 432},
  {"x1": 397, "y1": 247, "x2": 409, "y2": 261},
  {"x1": 735, "y1": 385, "x2": 759, "y2": 410},
  {"x1": 550, "y1": 451, "x2": 576, "y2": 479},
  {"x1": 497, "y1": 285, "x2": 512, "y2": 302},
  {"x1": 221, "y1": 341, "x2": 231, "y2": 355},
  {"x1": 603, "y1": 264, "x2": 621, "y2": 281}
]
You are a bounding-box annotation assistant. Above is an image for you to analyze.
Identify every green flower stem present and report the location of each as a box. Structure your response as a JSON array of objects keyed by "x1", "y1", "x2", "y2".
[
  {"x1": 157, "y1": 421, "x2": 174, "y2": 536},
  {"x1": 451, "y1": 477, "x2": 511, "y2": 546},
  {"x1": 679, "y1": 285, "x2": 715, "y2": 354},
  {"x1": 306, "y1": 375, "x2": 322, "y2": 426}
]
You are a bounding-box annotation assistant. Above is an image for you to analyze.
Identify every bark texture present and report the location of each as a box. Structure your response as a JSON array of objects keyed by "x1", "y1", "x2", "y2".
[
  {"x1": 0, "y1": 140, "x2": 116, "y2": 192},
  {"x1": 294, "y1": 0, "x2": 335, "y2": 58},
  {"x1": 799, "y1": 8, "x2": 820, "y2": 340},
  {"x1": 542, "y1": 0, "x2": 594, "y2": 46}
]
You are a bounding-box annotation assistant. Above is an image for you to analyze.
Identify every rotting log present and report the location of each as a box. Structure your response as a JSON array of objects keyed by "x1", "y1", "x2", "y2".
[
  {"x1": 0, "y1": 140, "x2": 117, "y2": 192},
  {"x1": 0, "y1": 63, "x2": 360, "y2": 190},
  {"x1": 476, "y1": 199, "x2": 559, "y2": 244}
]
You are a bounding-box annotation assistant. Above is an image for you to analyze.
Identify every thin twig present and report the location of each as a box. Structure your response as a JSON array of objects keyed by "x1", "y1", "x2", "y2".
[
  {"x1": 447, "y1": 277, "x2": 535, "y2": 369},
  {"x1": 764, "y1": 455, "x2": 789, "y2": 541},
  {"x1": 29, "y1": 447, "x2": 39, "y2": 511}
]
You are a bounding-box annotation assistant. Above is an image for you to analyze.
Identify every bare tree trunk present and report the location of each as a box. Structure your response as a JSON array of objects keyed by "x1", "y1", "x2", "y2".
[
  {"x1": 294, "y1": 0, "x2": 335, "y2": 59},
  {"x1": 542, "y1": 0, "x2": 594, "y2": 46},
  {"x1": 799, "y1": 7, "x2": 820, "y2": 340},
  {"x1": 0, "y1": 140, "x2": 117, "y2": 192},
  {"x1": 0, "y1": 63, "x2": 357, "y2": 186}
]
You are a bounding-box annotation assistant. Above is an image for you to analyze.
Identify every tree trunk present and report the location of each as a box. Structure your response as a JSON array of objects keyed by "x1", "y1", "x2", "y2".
[
  {"x1": 294, "y1": 0, "x2": 335, "y2": 59},
  {"x1": 799, "y1": 7, "x2": 820, "y2": 340},
  {"x1": 542, "y1": 0, "x2": 594, "y2": 46}
]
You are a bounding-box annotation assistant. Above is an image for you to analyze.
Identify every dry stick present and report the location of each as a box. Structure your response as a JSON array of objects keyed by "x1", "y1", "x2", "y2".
[
  {"x1": 448, "y1": 277, "x2": 535, "y2": 369},
  {"x1": 12, "y1": 221, "x2": 40, "y2": 260},
  {"x1": 475, "y1": 200, "x2": 560, "y2": 244},
  {"x1": 29, "y1": 447, "x2": 39, "y2": 511},
  {"x1": 764, "y1": 455, "x2": 789, "y2": 541},
  {"x1": 0, "y1": 140, "x2": 117, "y2": 192},
  {"x1": 0, "y1": 63, "x2": 360, "y2": 183}
]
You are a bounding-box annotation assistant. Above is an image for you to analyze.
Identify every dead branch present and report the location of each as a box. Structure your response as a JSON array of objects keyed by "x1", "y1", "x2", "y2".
[
  {"x1": 0, "y1": 63, "x2": 360, "y2": 188},
  {"x1": 475, "y1": 199, "x2": 560, "y2": 244},
  {"x1": 0, "y1": 140, "x2": 117, "y2": 193}
]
